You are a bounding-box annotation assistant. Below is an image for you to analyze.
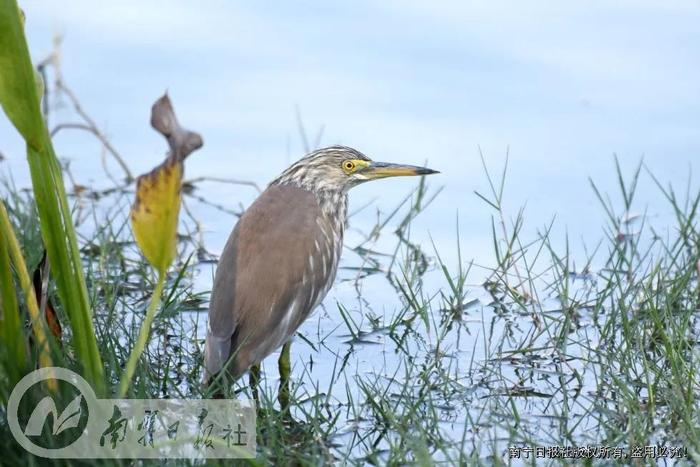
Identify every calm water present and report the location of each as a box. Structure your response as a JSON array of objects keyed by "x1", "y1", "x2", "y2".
[{"x1": 1, "y1": 1, "x2": 699, "y2": 459}]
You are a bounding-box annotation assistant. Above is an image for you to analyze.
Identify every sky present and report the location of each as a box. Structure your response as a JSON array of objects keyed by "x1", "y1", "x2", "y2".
[{"x1": 1, "y1": 0, "x2": 699, "y2": 269}]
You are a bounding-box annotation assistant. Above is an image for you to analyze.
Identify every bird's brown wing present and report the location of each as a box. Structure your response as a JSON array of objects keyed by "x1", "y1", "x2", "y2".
[{"x1": 204, "y1": 184, "x2": 339, "y2": 380}]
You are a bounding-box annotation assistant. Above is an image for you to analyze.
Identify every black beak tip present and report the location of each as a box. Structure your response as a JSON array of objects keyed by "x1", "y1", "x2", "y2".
[{"x1": 419, "y1": 168, "x2": 440, "y2": 175}]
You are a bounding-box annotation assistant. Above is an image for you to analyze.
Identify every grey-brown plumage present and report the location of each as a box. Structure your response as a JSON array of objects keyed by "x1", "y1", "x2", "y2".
[{"x1": 204, "y1": 146, "x2": 437, "y2": 383}]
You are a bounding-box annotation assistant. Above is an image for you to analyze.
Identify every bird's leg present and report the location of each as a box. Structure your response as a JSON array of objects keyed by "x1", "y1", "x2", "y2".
[
  {"x1": 278, "y1": 341, "x2": 291, "y2": 412},
  {"x1": 249, "y1": 363, "x2": 260, "y2": 403}
]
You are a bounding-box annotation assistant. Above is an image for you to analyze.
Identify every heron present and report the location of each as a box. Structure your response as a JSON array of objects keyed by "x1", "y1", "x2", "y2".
[{"x1": 204, "y1": 145, "x2": 437, "y2": 404}]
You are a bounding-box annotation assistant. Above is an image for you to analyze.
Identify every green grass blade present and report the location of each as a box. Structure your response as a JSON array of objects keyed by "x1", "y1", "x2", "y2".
[{"x1": 0, "y1": 0, "x2": 43, "y2": 148}]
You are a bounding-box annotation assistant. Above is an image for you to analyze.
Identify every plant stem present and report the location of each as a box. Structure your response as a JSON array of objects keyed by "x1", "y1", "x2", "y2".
[
  {"x1": 118, "y1": 272, "x2": 166, "y2": 397},
  {"x1": 0, "y1": 200, "x2": 54, "y2": 389}
]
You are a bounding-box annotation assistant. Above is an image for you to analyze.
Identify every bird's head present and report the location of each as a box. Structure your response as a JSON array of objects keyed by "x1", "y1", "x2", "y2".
[{"x1": 272, "y1": 145, "x2": 438, "y2": 193}]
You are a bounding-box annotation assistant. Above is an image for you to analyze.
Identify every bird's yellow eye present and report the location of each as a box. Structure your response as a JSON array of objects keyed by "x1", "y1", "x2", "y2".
[{"x1": 342, "y1": 160, "x2": 356, "y2": 173}]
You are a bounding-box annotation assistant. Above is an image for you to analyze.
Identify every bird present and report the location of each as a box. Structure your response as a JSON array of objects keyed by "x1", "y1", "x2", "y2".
[{"x1": 203, "y1": 145, "x2": 437, "y2": 402}]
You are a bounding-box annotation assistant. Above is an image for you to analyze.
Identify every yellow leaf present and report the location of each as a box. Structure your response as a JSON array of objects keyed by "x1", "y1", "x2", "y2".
[
  {"x1": 129, "y1": 93, "x2": 201, "y2": 275},
  {"x1": 130, "y1": 157, "x2": 182, "y2": 274}
]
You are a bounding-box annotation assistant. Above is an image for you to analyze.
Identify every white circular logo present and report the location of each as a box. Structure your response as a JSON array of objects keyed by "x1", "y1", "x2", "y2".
[{"x1": 7, "y1": 367, "x2": 96, "y2": 457}]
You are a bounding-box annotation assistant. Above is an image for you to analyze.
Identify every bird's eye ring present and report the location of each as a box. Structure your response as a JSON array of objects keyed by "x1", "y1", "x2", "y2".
[{"x1": 342, "y1": 160, "x2": 356, "y2": 173}]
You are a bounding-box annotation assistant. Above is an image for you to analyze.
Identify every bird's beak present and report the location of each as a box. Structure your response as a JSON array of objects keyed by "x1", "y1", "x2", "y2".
[{"x1": 360, "y1": 161, "x2": 439, "y2": 180}]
